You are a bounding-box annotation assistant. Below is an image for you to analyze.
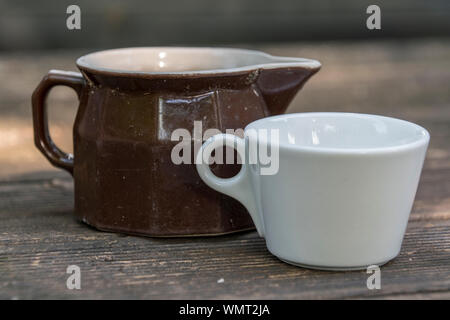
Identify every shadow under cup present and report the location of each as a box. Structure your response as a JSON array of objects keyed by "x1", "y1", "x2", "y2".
[{"x1": 197, "y1": 112, "x2": 430, "y2": 270}]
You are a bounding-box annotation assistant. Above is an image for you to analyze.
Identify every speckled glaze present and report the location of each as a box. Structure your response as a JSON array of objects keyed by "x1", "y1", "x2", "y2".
[{"x1": 32, "y1": 47, "x2": 320, "y2": 237}]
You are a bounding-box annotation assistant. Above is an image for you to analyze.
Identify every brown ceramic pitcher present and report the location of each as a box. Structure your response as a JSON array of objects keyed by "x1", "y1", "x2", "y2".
[{"x1": 32, "y1": 47, "x2": 320, "y2": 237}]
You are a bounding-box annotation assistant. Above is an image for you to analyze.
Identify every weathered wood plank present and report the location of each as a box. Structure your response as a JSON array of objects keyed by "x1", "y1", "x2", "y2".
[
  {"x1": 0, "y1": 168, "x2": 449, "y2": 299},
  {"x1": 0, "y1": 217, "x2": 449, "y2": 299}
]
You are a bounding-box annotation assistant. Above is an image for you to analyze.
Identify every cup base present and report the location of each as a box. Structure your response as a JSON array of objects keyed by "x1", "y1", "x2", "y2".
[{"x1": 278, "y1": 257, "x2": 392, "y2": 271}]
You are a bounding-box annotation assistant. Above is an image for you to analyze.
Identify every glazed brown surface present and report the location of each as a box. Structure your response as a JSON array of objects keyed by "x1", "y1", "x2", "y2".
[{"x1": 32, "y1": 56, "x2": 319, "y2": 236}]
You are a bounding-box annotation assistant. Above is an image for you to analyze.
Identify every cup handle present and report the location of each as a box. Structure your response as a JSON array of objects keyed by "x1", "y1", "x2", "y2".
[
  {"x1": 196, "y1": 133, "x2": 265, "y2": 237},
  {"x1": 31, "y1": 70, "x2": 85, "y2": 175}
]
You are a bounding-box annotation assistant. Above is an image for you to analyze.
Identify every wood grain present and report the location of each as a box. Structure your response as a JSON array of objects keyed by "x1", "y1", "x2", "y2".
[{"x1": 0, "y1": 165, "x2": 449, "y2": 299}]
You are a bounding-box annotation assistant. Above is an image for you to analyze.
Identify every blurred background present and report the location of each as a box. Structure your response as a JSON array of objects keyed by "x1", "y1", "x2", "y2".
[
  {"x1": 1, "y1": 0, "x2": 450, "y2": 49},
  {"x1": 0, "y1": 0, "x2": 449, "y2": 177}
]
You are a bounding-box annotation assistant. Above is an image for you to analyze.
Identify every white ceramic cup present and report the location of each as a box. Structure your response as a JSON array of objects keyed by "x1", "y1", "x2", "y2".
[{"x1": 196, "y1": 113, "x2": 429, "y2": 270}]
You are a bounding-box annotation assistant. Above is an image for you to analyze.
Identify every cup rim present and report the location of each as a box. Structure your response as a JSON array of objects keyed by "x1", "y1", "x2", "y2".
[
  {"x1": 76, "y1": 46, "x2": 321, "y2": 78},
  {"x1": 245, "y1": 112, "x2": 430, "y2": 154}
]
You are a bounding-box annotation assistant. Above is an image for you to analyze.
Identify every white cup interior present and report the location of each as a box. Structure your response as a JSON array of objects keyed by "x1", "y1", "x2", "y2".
[{"x1": 246, "y1": 113, "x2": 429, "y2": 151}]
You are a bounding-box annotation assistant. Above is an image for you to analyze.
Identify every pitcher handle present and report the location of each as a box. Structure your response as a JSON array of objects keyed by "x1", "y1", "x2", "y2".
[
  {"x1": 196, "y1": 134, "x2": 265, "y2": 237},
  {"x1": 31, "y1": 70, "x2": 85, "y2": 175}
]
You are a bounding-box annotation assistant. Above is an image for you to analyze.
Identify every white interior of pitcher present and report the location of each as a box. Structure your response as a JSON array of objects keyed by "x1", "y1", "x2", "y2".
[{"x1": 76, "y1": 47, "x2": 321, "y2": 74}]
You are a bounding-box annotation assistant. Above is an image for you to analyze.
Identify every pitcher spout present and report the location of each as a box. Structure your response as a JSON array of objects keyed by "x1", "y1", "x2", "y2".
[{"x1": 256, "y1": 57, "x2": 321, "y2": 115}]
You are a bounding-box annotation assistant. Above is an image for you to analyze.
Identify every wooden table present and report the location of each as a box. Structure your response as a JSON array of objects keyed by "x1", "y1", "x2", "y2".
[{"x1": 0, "y1": 39, "x2": 449, "y2": 299}]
